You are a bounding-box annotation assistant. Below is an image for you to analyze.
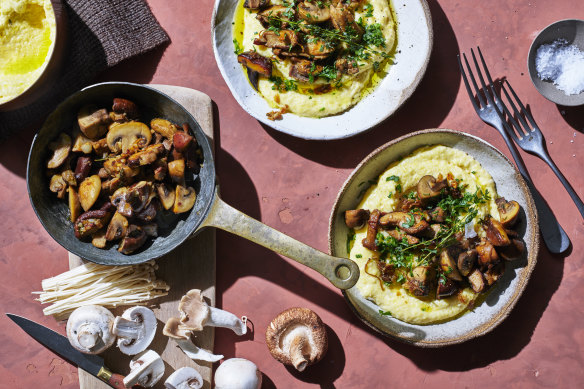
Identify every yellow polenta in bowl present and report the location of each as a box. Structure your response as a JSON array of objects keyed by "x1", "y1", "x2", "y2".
[{"x1": 0, "y1": 0, "x2": 59, "y2": 109}]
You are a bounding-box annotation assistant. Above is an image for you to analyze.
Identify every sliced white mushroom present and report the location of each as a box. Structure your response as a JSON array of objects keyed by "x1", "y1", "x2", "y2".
[
  {"x1": 163, "y1": 317, "x2": 223, "y2": 363},
  {"x1": 214, "y1": 358, "x2": 262, "y2": 389},
  {"x1": 123, "y1": 350, "x2": 165, "y2": 388},
  {"x1": 164, "y1": 367, "x2": 203, "y2": 389},
  {"x1": 112, "y1": 306, "x2": 157, "y2": 355},
  {"x1": 66, "y1": 305, "x2": 116, "y2": 354}
]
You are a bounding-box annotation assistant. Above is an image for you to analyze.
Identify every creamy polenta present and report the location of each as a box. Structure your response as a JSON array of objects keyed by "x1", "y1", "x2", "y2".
[
  {"x1": 349, "y1": 145, "x2": 501, "y2": 325},
  {"x1": 234, "y1": 0, "x2": 397, "y2": 118},
  {"x1": 0, "y1": 0, "x2": 56, "y2": 104}
]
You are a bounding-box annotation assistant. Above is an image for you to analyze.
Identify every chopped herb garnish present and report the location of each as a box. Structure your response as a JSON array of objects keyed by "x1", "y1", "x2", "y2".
[
  {"x1": 346, "y1": 232, "x2": 355, "y2": 253},
  {"x1": 356, "y1": 254, "x2": 362, "y2": 258},
  {"x1": 379, "y1": 310, "x2": 392, "y2": 316},
  {"x1": 233, "y1": 39, "x2": 243, "y2": 55}
]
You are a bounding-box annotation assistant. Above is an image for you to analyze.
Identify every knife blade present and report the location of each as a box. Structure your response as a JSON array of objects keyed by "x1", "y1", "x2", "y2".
[{"x1": 7, "y1": 313, "x2": 127, "y2": 389}]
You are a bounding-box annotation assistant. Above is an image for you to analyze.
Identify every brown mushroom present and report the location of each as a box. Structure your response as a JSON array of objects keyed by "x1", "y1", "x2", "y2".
[
  {"x1": 243, "y1": 0, "x2": 268, "y2": 10},
  {"x1": 118, "y1": 225, "x2": 147, "y2": 254},
  {"x1": 426, "y1": 223, "x2": 446, "y2": 239},
  {"x1": 405, "y1": 266, "x2": 435, "y2": 297},
  {"x1": 254, "y1": 30, "x2": 299, "y2": 51},
  {"x1": 74, "y1": 209, "x2": 113, "y2": 239},
  {"x1": 50, "y1": 174, "x2": 68, "y2": 199},
  {"x1": 151, "y1": 118, "x2": 179, "y2": 140},
  {"x1": 168, "y1": 159, "x2": 186, "y2": 185},
  {"x1": 379, "y1": 211, "x2": 429, "y2": 235},
  {"x1": 298, "y1": 1, "x2": 330, "y2": 22},
  {"x1": 386, "y1": 229, "x2": 420, "y2": 245},
  {"x1": 457, "y1": 249, "x2": 477, "y2": 277},
  {"x1": 111, "y1": 187, "x2": 133, "y2": 218},
  {"x1": 362, "y1": 209, "x2": 381, "y2": 251},
  {"x1": 68, "y1": 187, "x2": 82, "y2": 222},
  {"x1": 499, "y1": 239, "x2": 526, "y2": 261},
  {"x1": 74, "y1": 156, "x2": 92, "y2": 182},
  {"x1": 467, "y1": 268, "x2": 486, "y2": 293},
  {"x1": 173, "y1": 185, "x2": 196, "y2": 214},
  {"x1": 416, "y1": 175, "x2": 448, "y2": 202},
  {"x1": 483, "y1": 261, "x2": 506, "y2": 286},
  {"x1": 436, "y1": 277, "x2": 459, "y2": 299},
  {"x1": 483, "y1": 217, "x2": 511, "y2": 246},
  {"x1": 72, "y1": 129, "x2": 93, "y2": 154},
  {"x1": 237, "y1": 51, "x2": 273, "y2": 77},
  {"x1": 377, "y1": 261, "x2": 396, "y2": 283},
  {"x1": 112, "y1": 98, "x2": 139, "y2": 119},
  {"x1": 476, "y1": 240, "x2": 499, "y2": 269},
  {"x1": 289, "y1": 59, "x2": 322, "y2": 82},
  {"x1": 344, "y1": 209, "x2": 370, "y2": 229},
  {"x1": 257, "y1": 6, "x2": 291, "y2": 27},
  {"x1": 127, "y1": 144, "x2": 165, "y2": 167},
  {"x1": 265, "y1": 308, "x2": 328, "y2": 372},
  {"x1": 439, "y1": 250, "x2": 463, "y2": 281},
  {"x1": 105, "y1": 212, "x2": 129, "y2": 241},
  {"x1": 61, "y1": 169, "x2": 76, "y2": 187},
  {"x1": 303, "y1": 37, "x2": 336, "y2": 59},
  {"x1": 91, "y1": 230, "x2": 108, "y2": 249},
  {"x1": 329, "y1": 3, "x2": 363, "y2": 35},
  {"x1": 77, "y1": 105, "x2": 111, "y2": 139},
  {"x1": 106, "y1": 121, "x2": 152, "y2": 153},
  {"x1": 47, "y1": 133, "x2": 71, "y2": 169},
  {"x1": 79, "y1": 175, "x2": 102, "y2": 211},
  {"x1": 496, "y1": 198, "x2": 521, "y2": 227},
  {"x1": 156, "y1": 183, "x2": 176, "y2": 210}
]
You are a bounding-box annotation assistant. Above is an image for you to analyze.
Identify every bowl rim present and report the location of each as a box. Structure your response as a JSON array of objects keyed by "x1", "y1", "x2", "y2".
[
  {"x1": 210, "y1": 0, "x2": 434, "y2": 140},
  {"x1": 527, "y1": 18, "x2": 584, "y2": 107},
  {"x1": 327, "y1": 128, "x2": 539, "y2": 346}
]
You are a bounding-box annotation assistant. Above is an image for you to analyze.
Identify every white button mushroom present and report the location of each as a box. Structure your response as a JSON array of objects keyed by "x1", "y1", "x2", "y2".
[
  {"x1": 214, "y1": 358, "x2": 262, "y2": 389},
  {"x1": 265, "y1": 307, "x2": 328, "y2": 372},
  {"x1": 164, "y1": 367, "x2": 204, "y2": 389},
  {"x1": 66, "y1": 305, "x2": 116, "y2": 354},
  {"x1": 123, "y1": 350, "x2": 165, "y2": 388},
  {"x1": 112, "y1": 306, "x2": 157, "y2": 355},
  {"x1": 163, "y1": 317, "x2": 224, "y2": 363}
]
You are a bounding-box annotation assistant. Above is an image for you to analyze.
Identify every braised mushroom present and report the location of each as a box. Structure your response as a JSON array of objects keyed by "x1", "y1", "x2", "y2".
[
  {"x1": 496, "y1": 197, "x2": 521, "y2": 227},
  {"x1": 476, "y1": 240, "x2": 500, "y2": 269},
  {"x1": 405, "y1": 266, "x2": 435, "y2": 297},
  {"x1": 457, "y1": 249, "x2": 477, "y2": 277},
  {"x1": 168, "y1": 159, "x2": 186, "y2": 185},
  {"x1": 329, "y1": 2, "x2": 363, "y2": 35},
  {"x1": 105, "y1": 212, "x2": 129, "y2": 241},
  {"x1": 106, "y1": 121, "x2": 152, "y2": 153},
  {"x1": 78, "y1": 105, "x2": 111, "y2": 139},
  {"x1": 386, "y1": 229, "x2": 420, "y2": 245},
  {"x1": 151, "y1": 118, "x2": 179, "y2": 140},
  {"x1": 174, "y1": 185, "x2": 196, "y2": 214},
  {"x1": 297, "y1": 1, "x2": 330, "y2": 22},
  {"x1": 257, "y1": 6, "x2": 290, "y2": 27},
  {"x1": 483, "y1": 261, "x2": 505, "y2": 286},
  {"x1": 243, "y1": 0, "x2": 268, "y2": 10},
  {"x1": 157, "y1": 183, "x2": 176, "y2": 210},
  {"x1": 118, "y1": 225, "x2": 147, "y2": 254},
  {"x1": 49, "y1": 174, "x2": 68, "y2": 199},
  {"x1": 128, "y1": 144, "x2": 165, "y2": 167},
  {"x1": 416, "y1": 175, "x2": 448, "y2": 202},
  {"x1": 483, "y1": 217, "x2": 511, "y2": 246},
  {"x1": 344, "y1": 209, "x2": 370, "y2": 229},
  {"x1": 289, "y1": 59, "x2": 322, "y2": 82},
  {"x1": 467, "y1": 268, "x2": 486, "y2": 293},
  {"x1": 72, "y1": 129, "x2": 93, "y2": 154},
  {"x1": 439, "y1": 250, "x2": 463, "y2": 281},
  {"x1": 47, "y1": 133, "x2": 71, "y2": 169},
  {"x1": 379, "y1": 211, "x2": 429, "y2": 235},
  {"x1": 362, "y1": 209, "x2": 381, "y2": 250},
  {"x1": 91, "y1": 230, "x2": 108, "y2": 248},
  {"x1": 78, "y1": 175, "x2": 101, "y2": 211},
  {"x1": 68, "y1": 187, "x2": 82, "y2": 222}
]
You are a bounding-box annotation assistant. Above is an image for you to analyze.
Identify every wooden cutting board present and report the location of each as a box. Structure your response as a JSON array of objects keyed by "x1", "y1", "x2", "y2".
[{"x1": 68, "y1": 85, "x2": 216, "y2": 389}]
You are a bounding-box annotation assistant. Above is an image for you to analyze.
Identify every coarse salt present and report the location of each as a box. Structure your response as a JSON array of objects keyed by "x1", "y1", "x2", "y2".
[{"x1": 535, "y1": 39, "x2": 584, "y2": 95}]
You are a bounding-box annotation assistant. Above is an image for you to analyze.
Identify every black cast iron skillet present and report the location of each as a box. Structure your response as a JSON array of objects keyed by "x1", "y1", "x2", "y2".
[{"x1": 27, "y1": 82, "x2": 358, "y2": 289}]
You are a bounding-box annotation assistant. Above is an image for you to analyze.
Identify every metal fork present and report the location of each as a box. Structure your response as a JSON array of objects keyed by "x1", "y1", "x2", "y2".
[
  {"x1": 498, "y1": 79, "x2": 584, "y2": 219},
  {"x1": 458, "y1": 47, "x2": 570, "y2": 254}
]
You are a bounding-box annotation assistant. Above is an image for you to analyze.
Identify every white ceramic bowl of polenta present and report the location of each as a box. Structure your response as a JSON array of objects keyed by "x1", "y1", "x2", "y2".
[
  {"x1": 0, "y1": 0, "x2": 66, "y2": 111},
  {"x1": 211, "y1": 0, "x2": 432, "y2": 139},
  {"x1": 329, "y1": 129, "x2": 539, "y2": 346}
]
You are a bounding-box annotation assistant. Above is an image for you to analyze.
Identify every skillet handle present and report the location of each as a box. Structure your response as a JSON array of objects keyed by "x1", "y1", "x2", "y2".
[{"x1": 200, "y1": 195, "x2": 359, "y2": 290}]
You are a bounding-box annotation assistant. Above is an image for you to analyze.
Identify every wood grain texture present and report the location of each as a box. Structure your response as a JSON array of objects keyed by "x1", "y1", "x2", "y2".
[{"x1": 69, "y1": 85, "x2": 216, "y2": 389}]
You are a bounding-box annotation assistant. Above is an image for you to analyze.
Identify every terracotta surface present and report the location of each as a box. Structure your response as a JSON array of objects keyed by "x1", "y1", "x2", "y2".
[{"x1": 1, "y1": 0, "x2": 583, "y2": 388}]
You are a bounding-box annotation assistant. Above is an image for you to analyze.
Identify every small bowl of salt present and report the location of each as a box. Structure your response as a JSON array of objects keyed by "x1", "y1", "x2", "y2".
[{"x1": 528, "y1": 19, "x2": 584, "y2": 106}]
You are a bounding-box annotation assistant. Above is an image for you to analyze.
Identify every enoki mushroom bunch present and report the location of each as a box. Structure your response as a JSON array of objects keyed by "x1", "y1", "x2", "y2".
[{"x1": 34, "y1": 261, "x2": 169, "y2": 320}]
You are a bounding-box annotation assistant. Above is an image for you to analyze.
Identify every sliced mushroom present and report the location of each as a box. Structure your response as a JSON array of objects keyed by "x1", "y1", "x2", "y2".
[
  {"x1": 105, "y1": 212, "x2": 129, "y2": 241},
  {"x1": 496, "y1": 198, "x2": 521, "y2": 227},
  {"x1": 61, "y1": 169, "x2": 77, "y2": 187},
  {"x1": 483, "y1": 217, "x2": 511, "y2": 246},
  {"x1": 123, "y1": 350, "x2": 165, "y2": 388},
  {"x1": 243, "y1": 0, "x2": 268, "y2": 9},
  {"x1": 174, "y1": 185, "x2": 196, "y2": 214},
  {"x1": 298, "y1": 1, "x2": 330, "y2": 22},
  {"x1": 112, "y1": 98, "x2": 139, "y2": 119},
  {"x1": 379, "y1": 211, "x2": 429, "y2": 235},
  {"x1": 303, "y1": 37, "x2": 335, "y2": 58},
  {"x1": 405, "y1": 266, "x2": 435, "y2": 297},
  {"x1": 168, "y1": 159, "x2": 186, "y2": 185},
  {"x1": 47, "y1": 133, "x2": 71, "y2": 169},
  {"x1": 329, "y1": 2, "x2": 363, "y2": 35},
  {"x1": 483, "y1": 261, "x2": 506, "y2": 286},
  {"x1": 255, "y1": 30, "x2": 299, "y2": 51},
  {"x1": 77, "y1": 105, "x2": 111, "y2": 139},
  {"x1": 50, "y1": 174, "x2": 67, "y2": 199},
  {"x1": 362, "y1": 209, "x2": 381, "y2": 251},
  {"x1": 386, "y1": 229, "x2": 420, "y2": 245},
  {"x1": 165, "y1": 367, "x2": 204, "y2": 389},
  {"x1": 68, "y1": 187, "x2": 82, "y2": 222},
  {"x1": 66, "y1": 305, "x2": 116, "y2": 354},
  {"x1": 468, "y1": 268, "x2": 486, "y2": 293},
  {"x1": 237, "y1": 51, "x2": 273, "y2": 77},
  {"x1": 257, "y1": 5, "x2": 290, "y2": 27},
  {"x1": 79, "y1": 175, "x2": 101, "y2": 211},
  {"x1": 111, "y1": 187, "x2": 133, "y2": 217},
  {"x1": 457, "y1": 249, "x2": 477, "y2": 277},
  {"x1": 344, "y1": 209, "x2": 370, "y2": 229},
  {"x1": 215, "y1": 358, "x2": 262, "y2": 389},
  {"x1": 499, "y1": 238, "x2": 526, "y2": 261},
  {"x1": 128, "y1": 144, "x2": 165, "y2": 167},
  {"x1": 91, "y1": 229, "x2": 107, "y2": 248},
  {"x1": 106, "y1": 121, "x2": 152, "y2": 153},
  {"x1": 439, "y1": 250, "x2": 463, "y2": 281},
  {"x1": 149, "y1": 118, "x2": 178, "y2": 141},
  {"x1": 118, "y1": 225, "x2": 147, "y2": 254},
  {"x1": 74, "y1": 209, "x2": 113, "y2": 239},
  {"x1": 157, "y1": 183, "x2": 176, "y2": 210},
  {"x1": 72, "y1": 129, "x2": 93, "y2": 154},
  {"x1": 416, "y1": 175, "x2": 448, "y2": 202},
  {"x1": 112, "y1": 306, "x2": 157, "y2": 355},
  {"x1": 163, "y1": 318, "x2": 224, "y2": 363},
  {"x1": 74, "y1": 156, "x2": 92, "y2": 182},
  {"x1": 436, "y1": 277, "x2": 459, "y2": 299},
  {"x1": 265, "y1": 307, "x2": 327, "y2": 372},
  {"x1": 476, "y1": 240, "x2": 500, "y2": 269}
]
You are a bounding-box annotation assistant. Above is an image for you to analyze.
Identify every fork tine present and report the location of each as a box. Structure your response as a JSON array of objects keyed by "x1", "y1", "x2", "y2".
[
  {"x1": 461, "y1": 52, "x2": 487, "y2": 108},
  {"x1": 503, "y1": 79, "x2": 538, "y2": 130},
  {"x1": 457, "y1": 55, "x2": 481, "y2": 113},
  {"x1": 500, "y1": 81, "x2": 531, "y2": 137},
  {"x1": 470, "y1": 48, "x2": 497, "y2": 107},
  {"x1": 476, "y1": 47, "x2": 500, "y2": 105}
]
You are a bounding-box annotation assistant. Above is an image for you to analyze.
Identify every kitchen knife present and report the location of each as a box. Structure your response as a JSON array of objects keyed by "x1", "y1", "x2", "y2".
[{"x1": 7, "y1": 313, "x2": 127, "y2": 389}]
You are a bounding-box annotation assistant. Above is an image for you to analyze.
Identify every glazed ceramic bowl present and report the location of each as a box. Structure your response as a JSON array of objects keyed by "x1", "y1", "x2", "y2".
[
  {"x1": 212, "y1": 0, "x2": 433, "y2": 140},
  {"x1": 329, "y1": 129, "x2": 539, "y2": 346},
  {"x1": 0, "y1": 0, "x2": 68, "y2": 112},
  {"x1": 527, "y1": 19, "x2": 584, "y2": 106}
]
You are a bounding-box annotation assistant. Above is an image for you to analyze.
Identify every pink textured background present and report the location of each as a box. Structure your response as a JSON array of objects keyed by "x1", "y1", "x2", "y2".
[{"x1": 2, "y1": 0, "x2": 583, "y2": 388}]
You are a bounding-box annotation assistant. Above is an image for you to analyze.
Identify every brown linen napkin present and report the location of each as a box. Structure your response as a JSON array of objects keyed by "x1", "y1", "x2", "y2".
[{"x1": 0, "y1": 0, "x2": 169, "y2": 139}]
